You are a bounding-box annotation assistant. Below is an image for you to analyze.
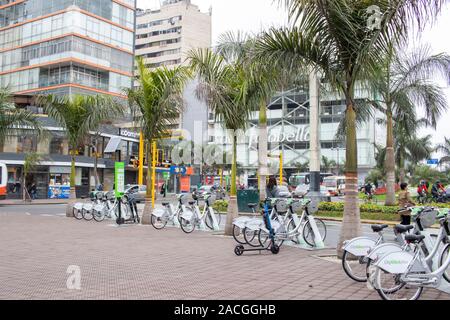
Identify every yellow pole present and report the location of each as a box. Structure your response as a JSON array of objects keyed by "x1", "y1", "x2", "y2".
[
  {"x1": 151, "y1": 140, "x2": 157, "y2": 209},
  {"x1": 138, "y1": 131, "x2": 144, "y2": 185},
  {"x1": 279, "y1": 152, "x2": 283, "y2": 185}
]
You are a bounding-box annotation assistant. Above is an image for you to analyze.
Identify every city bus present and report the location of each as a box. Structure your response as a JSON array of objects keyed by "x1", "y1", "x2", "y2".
[{"x1": 0, "y1": 162, "x2": 7, "y2": 200}]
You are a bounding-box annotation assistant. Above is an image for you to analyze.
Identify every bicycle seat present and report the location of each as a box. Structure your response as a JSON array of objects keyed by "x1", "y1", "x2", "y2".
[
  {"x1": 248, "y1": 203, "x2": 258, "y2": 209},
  {"x1": 371, "y1": 224, "x2": 389, "y2": 233},
  {"x1": 188, "y1": 201, "x2": 196, "y2": 205},
  {"x1": 162, "y1": 202, "x2": 170, "y2": 206},
  {"x1": 394, "y1": 224, "x2": 414, "y2": 234},
  {"x1": 405, "y1": 234, "x2": 425, "y2": 243}
]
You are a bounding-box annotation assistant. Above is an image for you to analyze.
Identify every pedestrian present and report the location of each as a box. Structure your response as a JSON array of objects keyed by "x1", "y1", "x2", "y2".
[
  {"x1": 160, "y1": 182, "x2": 166, "y2": 198},
  {"x1": 398, "y1": 182, "x2": 415, "y2": 225},
  {"x1": 29, "y1": 182, "x2": 37, "y2": 200},
  {"x1": 266, "y1": 176, "x2": 278, "y2": 199}
]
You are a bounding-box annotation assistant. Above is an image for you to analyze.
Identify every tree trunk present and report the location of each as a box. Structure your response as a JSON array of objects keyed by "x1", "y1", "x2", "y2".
[
  {"x1": 225, "y1": 135, "x2": 238, "y2": 236},
  {"x1": 93, "y1": 145, "x2": 99, "y2": 188},
  {"x1": 142, "y1": 141, "x2": 153, "y2": 225},
  {"x1": 337, "y1": 102, "x2": 362, "y2": 258},
  {"x1": 385, "y1": 109, "x2": 396, "y2": 206},
  {"x1": 258, "y1": 102, "x2": 268, "y2": 201},
  {"x1": 66, "y1": 154, "x2": 76, "y2": 217}
]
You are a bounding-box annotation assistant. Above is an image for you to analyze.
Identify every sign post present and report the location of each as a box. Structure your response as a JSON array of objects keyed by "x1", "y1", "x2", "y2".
[
  {"x1": 427, "y1": 159, "x2": 439, "y2": 165},
  {"x1": 115, "y1": 162, "x2": 125, "y2": 225},
  {"x1": 138, "y1": 131, "x2": 144, "y2": 185},
  {"x1": 151, "y1": 140, "x2": 157, "y2": 209}
]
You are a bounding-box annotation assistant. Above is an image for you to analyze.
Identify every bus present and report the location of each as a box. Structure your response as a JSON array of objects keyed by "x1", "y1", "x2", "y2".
[
  {"x1": 0, "y1": 162, "x2": 7, "y2": 200},
  {"x1": 288, "y1": 172, "x2": 334, "y2": 188},
  {"x1": 323, "y1": 176, "x2": 346, "y2": 196}
]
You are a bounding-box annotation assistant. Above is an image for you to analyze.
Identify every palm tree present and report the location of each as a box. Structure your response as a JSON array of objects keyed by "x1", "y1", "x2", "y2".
[
  {"x1": 188, "y1": 48, "x2": 261, "y2": 235},
  {"x1": 0, "y1": 87, "x2": 43, "y2": 151},
  {"x1": 22, "y1": 152, "x2": 41, "y2": 201},
  {"x1": 321, "y1": 156, "x2": 336, "y2": 174},
  {"x1": 254, "y1": 0, "x2": 446, "y2": 256},
  {"x1": 215, "y1": 31, "x2": 302, "y2": 201},
  {"x1": 38, "y1": 94, "x2": 123, "y2": 209},
  {"x1": 437, "y1": 137, "x2": 450, "y2": 164},
  {"x1": 368, "y1": 45, "x2": 449, "y2": 205},
  {"x1": 126, "y1": 58, "x2": 190, "y2": 224}
]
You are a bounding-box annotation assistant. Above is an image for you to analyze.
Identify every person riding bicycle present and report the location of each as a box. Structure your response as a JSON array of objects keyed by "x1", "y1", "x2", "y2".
[
  {"x1": 431, "y1": 181, "x2": 446, "y2": 201},
  {"x1": 364, "y1": 182, "x2": 373, "y2": 198},
  {"x1": 417, "y1": 180, "x2": 428, "y2": 196}
]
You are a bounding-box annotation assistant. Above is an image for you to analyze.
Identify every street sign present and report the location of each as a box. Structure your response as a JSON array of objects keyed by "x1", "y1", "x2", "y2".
[
  {"x1": 170, "y1": 166, "x2": 187, "y2": 175},
  {"x1": 427, "y1": 159, "x2": 439, "y2": 165},
  {"x1": 162, "y1": 172, "x2": 170, "y2": 180},
  {"x1": 115, "y1": 162, "x2": 125, "y2": 197}
]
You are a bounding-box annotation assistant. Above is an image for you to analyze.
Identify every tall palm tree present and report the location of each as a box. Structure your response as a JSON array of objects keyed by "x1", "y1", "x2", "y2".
[
  {"x1": 126, "y1": 58, "x2": 190, "y2": 224},
  {"x1": 254, "y1": 0, "x2": 446, "y2": 256},
  {"x1": 437, "y1": 137, "x2": 450, "y2": 164},
  {"x1": 0, "y1": 87, "x2": 43, "y2": 151},
  {"x1": 188, "y1": 48, "x2": 261, "y2": 235},
  {"x1": 38, "y1": 94, "x2": 123, "y2": 208},
  {"x1": 215, "y1": 31, "x2": 303, "y2": 201},
  {"x1": 368, "y1": 45, "x2": 449, "y2": 205}
]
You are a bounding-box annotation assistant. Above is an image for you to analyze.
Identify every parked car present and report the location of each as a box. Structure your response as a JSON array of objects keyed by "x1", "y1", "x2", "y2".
[
  {"x1": 193, "y1": 184, "x2": 226, "y2": 200},
  {"x1": 124, "y1": 184, "x2": 147, "y2": 203}
]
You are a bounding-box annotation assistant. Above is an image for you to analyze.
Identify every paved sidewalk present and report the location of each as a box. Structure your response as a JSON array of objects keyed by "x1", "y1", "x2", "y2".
[
  {"x1": 0, "y1": 199, "x2": 71, "y2": 205},
  {"x1": 0, "y1": 212, "x2": 448, "y2": 300}
]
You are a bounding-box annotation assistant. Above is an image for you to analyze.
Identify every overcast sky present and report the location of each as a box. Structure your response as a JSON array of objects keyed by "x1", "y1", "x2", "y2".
[{"x1": 137, "y1": 0, "x2": 450, "y2": 154}]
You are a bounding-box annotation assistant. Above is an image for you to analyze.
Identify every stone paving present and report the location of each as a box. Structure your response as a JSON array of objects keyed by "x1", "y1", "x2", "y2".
[{"x1": 0, "y1": 211, "x2": 449, "y2": 300}]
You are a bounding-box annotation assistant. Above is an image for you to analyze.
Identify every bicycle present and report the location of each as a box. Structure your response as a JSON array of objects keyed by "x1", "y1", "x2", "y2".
[
  {"x1": 150, "y1": 194, "x2": 189, "y2": 230},
  {"x1": 116, "y1": 193, "x2": 140, "y2": 225},
  {"x1": 258, "y1": 198, "x2": 327, "y2": 248},
  {"x1": 371, "y1": 208, "x2": 450, "y2": 300},
  {"x1": 179, "y1": 194, "x2": 221, "y2": 233}
]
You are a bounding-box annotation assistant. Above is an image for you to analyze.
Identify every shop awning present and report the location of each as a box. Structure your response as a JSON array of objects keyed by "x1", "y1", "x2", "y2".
[{"x1": 104, "y1": 136, "x2": 122, "y2": 153}]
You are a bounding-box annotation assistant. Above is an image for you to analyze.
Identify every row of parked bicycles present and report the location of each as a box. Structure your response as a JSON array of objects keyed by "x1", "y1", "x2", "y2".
[
  {"x1": 150, "y1": 193, "x2": 222, "y2": 233},
  {"x1": 342, "y1": 205, "x2": 450, "y2": 300},
  {"x1": 232, "y1": 195, "x2": 327, "y2": 256},
  {"x1": 72, "y1": 190, "x2": 140, "y2": 224}
]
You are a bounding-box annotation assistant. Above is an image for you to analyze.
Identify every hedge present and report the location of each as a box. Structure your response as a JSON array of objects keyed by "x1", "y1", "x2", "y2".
[{"x1": 318, "y1": 201, "x2": 450, "y2": 214}]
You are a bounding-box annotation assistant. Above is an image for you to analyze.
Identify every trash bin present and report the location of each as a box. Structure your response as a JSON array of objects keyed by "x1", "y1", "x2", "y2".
[{"x1": 237, "y1": 189, "x2": 260, "y2": 213}]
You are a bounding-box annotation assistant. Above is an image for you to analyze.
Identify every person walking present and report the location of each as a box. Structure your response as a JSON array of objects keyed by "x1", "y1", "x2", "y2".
[
  {"x1": 160, "y1": 182, "x2": 166, "y2": 198},
  {"x1": 266, "y1": 176, "x2": 278, "y2": 199},
  {"x1": 398, "y1": 182, "x2": 415, "y2": 225},
  {"x1": 29, "y1": 182, "x2": 37, "y2": 200}
]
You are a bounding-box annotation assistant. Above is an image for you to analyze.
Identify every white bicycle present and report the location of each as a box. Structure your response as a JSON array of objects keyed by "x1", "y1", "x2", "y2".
[{"x1": 179, "y1": 193, "x2": 221, "y2": 233}]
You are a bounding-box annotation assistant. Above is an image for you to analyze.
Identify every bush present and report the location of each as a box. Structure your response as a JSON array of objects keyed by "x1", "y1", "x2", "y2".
[{"x1": 213, "y1": 200, "x2": 228, "y2": 212}]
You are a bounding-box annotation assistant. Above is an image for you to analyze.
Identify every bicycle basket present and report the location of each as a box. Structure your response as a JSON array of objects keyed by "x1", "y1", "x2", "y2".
[
  {"x1": 290, "y1": 200, "x2": 304, "y2": 214},
  {"x1": 206, "y1": 194, "x2": 216, "y2": 206},
  {"x1": 95, "y1": 192, "x2": 104, "y2": 200},
  {"x1": 106, "y1": 191, "x2": 115, "y2": 201},
  {"x1": 275, "y1": 199, "x2": 289, "y2": 213},
  {"x1": 415, "y1": 208, "x2": 437, "y2": 229}
]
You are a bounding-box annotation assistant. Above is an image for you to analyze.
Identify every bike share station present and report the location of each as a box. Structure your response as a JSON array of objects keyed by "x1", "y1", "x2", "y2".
[
  {"x1": 115, "y1": 162, "x2": 140, "y2": 226},
  {"x1": 233, "y1": 187, "x2": 329, "y2": 256}
]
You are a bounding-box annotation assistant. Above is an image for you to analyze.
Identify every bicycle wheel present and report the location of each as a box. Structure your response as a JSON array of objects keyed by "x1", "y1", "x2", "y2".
[
  {"x1": 204, "y1": 212, "x2": 214, "y2": 230},
  {"x1": 73, "y1": 208, "x2": 83, "y2": 220},
  {"x1": 93, "y1": 209, "x2": 106, "y2": 222},
  {"x1": 302, "y1": 218, "x2": 327, "y2": 247},
  {"x1": 287, "y1": 219, "x2": 300, "y2": 244},
  {"x1": 244, "y1": 227, "x2": 261, "y2": 247},
  {"x1": 151, "y1": 214, "x2": 167, "y2": 230},
  {"x1": 342, "y1": 250, "x2": 367, "y2": 282},
  {"x1": 258, "y1": 228, "x2": 284, "y2": 248},
  {"x1": 439, "y1": 243, "x2": 450, "y2": 283},
  {"x1": 82, "y1": 208, "x2": 94, "y2": 221},
  {"x1": 180, "y1": 217, "x2": 195, "y2": 233},
  {"x1": 375, "y1": 269, "x2": 423, "y2": 300},
  {"x1": 232, "y1": 225, "x2": 246, "y2": 245}
]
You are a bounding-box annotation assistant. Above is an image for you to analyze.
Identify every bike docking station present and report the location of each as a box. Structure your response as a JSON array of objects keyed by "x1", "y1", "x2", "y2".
[
  {"x1": 234, "y1": 200, "x2": 281, "y2": 256},
  {"x1": 114, "y1": 162, "x2": 140, "y2": 227}
]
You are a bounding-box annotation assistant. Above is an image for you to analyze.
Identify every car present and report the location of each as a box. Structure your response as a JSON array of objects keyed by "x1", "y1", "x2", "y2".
[
  {"x1": 193, "y1": 184, "x2": 226, "y2": 200},
  {"x1": 124, "y1": 184, "x2": 147, "y2": 203}
]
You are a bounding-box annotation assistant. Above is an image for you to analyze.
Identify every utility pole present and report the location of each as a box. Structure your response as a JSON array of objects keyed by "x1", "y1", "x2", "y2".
[{"x1": 309, "y1": 71, "x2": 321, "y2": 212}]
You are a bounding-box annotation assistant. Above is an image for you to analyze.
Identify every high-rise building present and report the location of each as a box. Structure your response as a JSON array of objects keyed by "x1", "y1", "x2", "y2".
[
  {"x1": 0, "y1": 0, "x2": 138, "y2": 199},
  {"x1": 0, "y1": 0, "x2": 136, "y2": 97},
  {"x1": 135, "y1": 0, "x2": 211, "y2": 70}
]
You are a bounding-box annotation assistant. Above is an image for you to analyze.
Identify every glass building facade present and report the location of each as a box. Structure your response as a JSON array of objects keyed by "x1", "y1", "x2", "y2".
[{"x1": 0, "y1": 0, "x2": 135, "y2": 97}]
